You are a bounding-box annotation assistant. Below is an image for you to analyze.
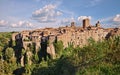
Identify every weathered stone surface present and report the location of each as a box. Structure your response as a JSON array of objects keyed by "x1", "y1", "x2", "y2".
[
  {"x1": 47, "y1": 44, "x2": 55, "y2": 59},
  {"x1": 20, "y1": 55, "x2": 24, "y2": 67},
  {"x1": 26, "y1": 51, "x2": 32, "y2": 65}
]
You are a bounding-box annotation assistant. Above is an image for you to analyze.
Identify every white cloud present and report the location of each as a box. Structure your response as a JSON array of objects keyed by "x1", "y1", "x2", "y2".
[
  {"x1": 11, "y1": 24, "x2": 17, "y2": 28},
  {"x1": 99, "y1": 17, "x2": 112, "y2": 22},
  {"x1": 32, "y1": 4, "x2": 62, "y2": 23},
  {"x1": 60, "y1": 17, "x2": 75, "y2": 25},
  {"x1": 78, "y1": 16, "x2": 91, "y2": 21},
  {"x1": 56, "y1": 11, "x2": 62, "y2": 16},
  {"x1": 113, "y1": 14, "x2": 120, "y2": 22},
  {"x1": 11, "y1": 21, "x2": 34, "y2": 28},
  {"x1": 98, "y1": 14, "x2": 120, "y2": 28},
  {"x1": 112, "y1": 14, "x2": 120, "y2": 27},
  {"x1": 0, "y1": 20, "x2": 8, "y2": 26}
]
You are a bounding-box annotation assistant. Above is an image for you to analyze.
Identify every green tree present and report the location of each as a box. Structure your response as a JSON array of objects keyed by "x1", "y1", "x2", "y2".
[
  {"x1": 5, "y1": 47, "x2": 14, "y2": 60},
  {"x1": 21, "y1": 48, "x2": 26, "y2": 55},
  {"x1": 54, "y1": 40, "x2": 64, "y2": 56},
  {"x1": 12, "y1": 40, "x2": 16, "y2": 47}
]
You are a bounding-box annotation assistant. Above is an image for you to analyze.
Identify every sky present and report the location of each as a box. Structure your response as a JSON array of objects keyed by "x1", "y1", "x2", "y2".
[{"x1": 0, "y1": 0, "x2": 120, "y2": 32}]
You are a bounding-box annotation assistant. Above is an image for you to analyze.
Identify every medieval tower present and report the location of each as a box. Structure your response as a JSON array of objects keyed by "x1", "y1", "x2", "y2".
[{"x1": 83, "y1": 18, "x2": 90, "y2": 28}]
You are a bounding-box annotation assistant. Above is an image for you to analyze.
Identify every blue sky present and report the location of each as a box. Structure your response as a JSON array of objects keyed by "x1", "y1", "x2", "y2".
[{"x1": 0, "y1": 0, "x2": 120, "y2": 32}]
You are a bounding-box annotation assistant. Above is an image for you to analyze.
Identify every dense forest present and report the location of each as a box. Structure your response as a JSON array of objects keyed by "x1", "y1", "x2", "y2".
[{"x1": 0, "y1": 32, "x2": 120, "y2": 75}]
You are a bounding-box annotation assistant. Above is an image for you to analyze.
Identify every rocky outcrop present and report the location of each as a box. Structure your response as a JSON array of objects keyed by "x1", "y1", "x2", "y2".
[
  {"x1": 20, "y1": 55, "x2": 24, "y2": 67},
  {"x1": 47, "y1": 35, "x2": 56, "y2": 59},
  {"x1": 47, "y1": 44, "x2": 55, "y2": 59},
  {"x1": 26, "y1": 51, "x2": 32, "y2": 65}
]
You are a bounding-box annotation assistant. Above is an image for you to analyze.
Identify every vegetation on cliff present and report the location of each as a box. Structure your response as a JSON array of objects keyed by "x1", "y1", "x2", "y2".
[{"x1": 0, "y1": 32, "x2": 120, "y2": 75}]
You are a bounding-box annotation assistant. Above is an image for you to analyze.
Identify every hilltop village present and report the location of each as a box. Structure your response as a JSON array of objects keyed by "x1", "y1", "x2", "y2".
[{"x1": 12, "y1": 18, "x2": 120, "y2": 66}]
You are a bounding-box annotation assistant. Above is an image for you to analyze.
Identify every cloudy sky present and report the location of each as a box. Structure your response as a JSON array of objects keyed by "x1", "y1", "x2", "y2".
[{"x1": 0, "y1": 0, "x2": 120, "y2": 32}]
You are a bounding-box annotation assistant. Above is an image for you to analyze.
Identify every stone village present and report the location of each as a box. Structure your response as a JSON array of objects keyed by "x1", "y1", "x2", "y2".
[{"x1": 12, "y1": 18, "x2": 120, "y2": 66}]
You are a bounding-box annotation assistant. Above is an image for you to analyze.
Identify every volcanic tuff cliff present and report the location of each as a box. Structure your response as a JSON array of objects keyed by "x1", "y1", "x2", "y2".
[{"x1": 12, "y1": 18, "x2": 120, "y2": 65}]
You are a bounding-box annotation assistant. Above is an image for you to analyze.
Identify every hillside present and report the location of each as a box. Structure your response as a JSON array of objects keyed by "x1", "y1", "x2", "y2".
[{"x1": 0, "y1": 31, "x2": 120, "y2": 75}]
